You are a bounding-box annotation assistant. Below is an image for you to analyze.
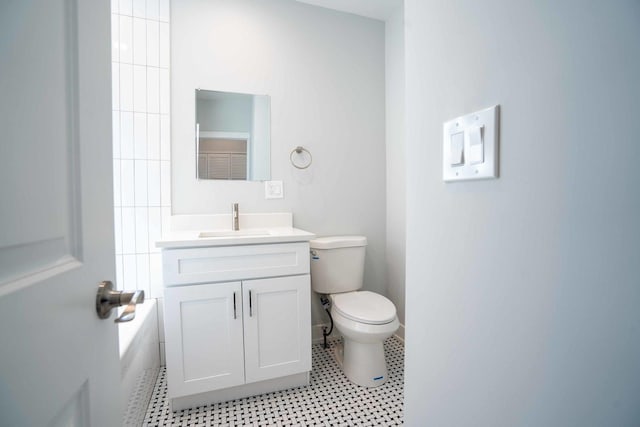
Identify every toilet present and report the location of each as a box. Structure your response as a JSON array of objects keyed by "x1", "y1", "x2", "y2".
[{"x1": 309, "y1": 236, "x2": 399, "y2": 388}]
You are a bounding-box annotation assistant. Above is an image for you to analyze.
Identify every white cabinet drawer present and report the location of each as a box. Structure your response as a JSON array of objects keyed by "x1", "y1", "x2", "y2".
[{"x1": 162, "y1": 242, "x2": 310, "y2": 286}]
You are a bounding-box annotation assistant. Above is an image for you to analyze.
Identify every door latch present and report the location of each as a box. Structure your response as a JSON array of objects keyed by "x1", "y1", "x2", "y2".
[{"x1": 96, "y1": 281, "x2": 145, "y2": 323}]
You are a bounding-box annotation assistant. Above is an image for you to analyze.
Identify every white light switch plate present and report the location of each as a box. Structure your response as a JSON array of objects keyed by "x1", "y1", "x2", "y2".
[
  {"x1": 265, "y1": 180, "x2": 284, "y2": 199},
  {"x1": 443, "y1": 105, "x2": 499, "y2": 182}
]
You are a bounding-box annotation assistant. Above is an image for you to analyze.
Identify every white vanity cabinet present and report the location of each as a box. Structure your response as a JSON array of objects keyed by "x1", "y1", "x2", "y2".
[{"x1": 161, "y1": 241, "x2": 312, "y2": 410}]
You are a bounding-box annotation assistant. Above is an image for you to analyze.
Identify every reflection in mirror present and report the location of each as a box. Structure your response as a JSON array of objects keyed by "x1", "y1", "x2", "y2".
[{"x1": 196, "y1": 89, "x2": 271, "y2": 181}]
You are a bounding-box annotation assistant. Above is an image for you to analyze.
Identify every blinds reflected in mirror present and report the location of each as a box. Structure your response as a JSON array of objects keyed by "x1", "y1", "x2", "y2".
[{"x1": 197, "y1": 135, "x2": 248, "y2": 180}]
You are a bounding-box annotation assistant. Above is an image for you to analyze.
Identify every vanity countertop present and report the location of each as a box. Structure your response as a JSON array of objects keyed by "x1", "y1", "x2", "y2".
[{"x1": 156, "y1": 227, "x2": 315, "y2": 249}]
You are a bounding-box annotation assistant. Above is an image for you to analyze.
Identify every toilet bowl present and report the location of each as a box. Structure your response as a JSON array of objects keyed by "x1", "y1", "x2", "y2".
[
  {"x1": 309, "y1": 236, "x2": 399, "y2": 388},
  {"x1": 330, "y1": 291, "x2": 399, "y2": 387}
]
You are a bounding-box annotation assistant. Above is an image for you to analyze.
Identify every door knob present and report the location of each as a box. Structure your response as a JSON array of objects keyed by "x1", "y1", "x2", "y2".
[{"x1": 96, "y1": 280, "x2": 145, "y2": 323}]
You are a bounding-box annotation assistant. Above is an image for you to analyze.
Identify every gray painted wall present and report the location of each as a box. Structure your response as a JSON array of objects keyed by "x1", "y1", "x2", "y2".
[
  {"x1": 196, "y1": 96, "x2": 253, "y2": 133},
  {"x1": 404, "y1": 1, "x2": 640, "y2": 425},
  {"x1": 385, "y1": 6, "x2": 406, "y2": 331},
  {"x1": 171, "y1": 0, "x2": 386, "y2": 329}
]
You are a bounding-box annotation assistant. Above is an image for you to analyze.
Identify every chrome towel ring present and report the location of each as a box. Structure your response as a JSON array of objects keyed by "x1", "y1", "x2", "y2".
[{"x1": 290, "y1": 146, "x2": 312, "y2": 169}]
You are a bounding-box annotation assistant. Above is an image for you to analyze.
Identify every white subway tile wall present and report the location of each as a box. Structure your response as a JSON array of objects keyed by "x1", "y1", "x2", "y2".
[
  {"x1": 112, "y1": 0, "x2": 170, "y2": 297},
  {"x1": 120, "y1": 0, "x2": 133, "y2": 17}
]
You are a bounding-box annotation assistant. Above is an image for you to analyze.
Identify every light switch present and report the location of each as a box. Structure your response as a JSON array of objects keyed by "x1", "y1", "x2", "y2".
[
  {"x1": 450, "y1": 132, "x2": 464, "y2": 166},
  {"x1": 442, "y1": 105, "x2": 499, "y2": 182},
  {"x1": 265, "y1": 180, "x2": 284, "y2": 199},
  {"x1": 467, "y1": 126, "x2": 484, "y2": 165}
]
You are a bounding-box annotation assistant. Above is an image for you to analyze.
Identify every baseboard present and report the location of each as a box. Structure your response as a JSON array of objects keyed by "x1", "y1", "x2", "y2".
[{"x1": 312, "y1": 322, "x2": 405, "y2": 345}]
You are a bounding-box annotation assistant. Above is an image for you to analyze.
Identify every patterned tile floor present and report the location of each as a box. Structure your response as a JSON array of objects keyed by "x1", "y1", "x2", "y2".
[
  {"x1": 142, "y1": 337, "x2": 404, "y2": 426},
  {"x1": 123, "y1": 366, "x2": 161, "y2": 426}
]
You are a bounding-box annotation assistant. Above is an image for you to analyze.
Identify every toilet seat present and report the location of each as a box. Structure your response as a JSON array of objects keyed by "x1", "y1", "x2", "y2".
[{"x1": 332, "y1": 291, "x2": 396, "y2": 325}]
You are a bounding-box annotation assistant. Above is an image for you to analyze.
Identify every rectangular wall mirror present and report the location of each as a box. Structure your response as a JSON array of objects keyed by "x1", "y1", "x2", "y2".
[{"x1": 196, "y1": 89, "x2": 271, "y2": 181}]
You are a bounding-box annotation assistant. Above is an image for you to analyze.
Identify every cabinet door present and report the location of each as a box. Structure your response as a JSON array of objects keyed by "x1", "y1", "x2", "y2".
[
  {"x1": 243, "y1": 275, "x2": 312, "y2": 383},
  {"x1": 164, "y1": 282, "x2": 245, "y2": 398}
]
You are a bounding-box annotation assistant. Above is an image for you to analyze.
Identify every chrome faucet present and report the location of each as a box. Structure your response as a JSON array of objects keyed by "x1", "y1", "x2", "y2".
[{"x1": 232, "y1": 203, "x2": 239, "y2": 231}]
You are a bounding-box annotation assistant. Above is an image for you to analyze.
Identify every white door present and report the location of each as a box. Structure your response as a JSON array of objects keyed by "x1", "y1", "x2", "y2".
[
  {"x1": 243, "y1": 275, "x2": 312, "y2": 383},
  {"x1": 164, "y1": 282, "x2": 245, "y2": 398},
  {"x1": 0, "y1": 1, "x2": 120, "y2": 426}
]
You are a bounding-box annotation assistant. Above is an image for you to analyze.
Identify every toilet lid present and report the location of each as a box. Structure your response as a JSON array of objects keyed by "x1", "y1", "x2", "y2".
[{"x1": 332, "y1": 291, "x2": 396, "y2": 325}]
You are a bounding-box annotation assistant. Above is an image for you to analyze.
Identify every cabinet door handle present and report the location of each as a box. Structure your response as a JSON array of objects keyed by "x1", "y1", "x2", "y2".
[
  {"x1": 249, "y1": 290, "x2": 253, "y2": 317},
  {"x1": 233, "y1": 291, "x2": 237, "y2": 319}
]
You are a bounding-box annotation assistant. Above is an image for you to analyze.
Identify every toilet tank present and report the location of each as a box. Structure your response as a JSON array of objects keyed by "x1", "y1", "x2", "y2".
[{"x1": 309, "y1": 236, "x2": 367, "y2": 294}]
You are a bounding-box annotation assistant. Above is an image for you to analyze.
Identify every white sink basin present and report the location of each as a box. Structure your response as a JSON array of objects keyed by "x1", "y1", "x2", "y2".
[{"x1": 198, "y1": 229, "x2": 272, "y2": 238}]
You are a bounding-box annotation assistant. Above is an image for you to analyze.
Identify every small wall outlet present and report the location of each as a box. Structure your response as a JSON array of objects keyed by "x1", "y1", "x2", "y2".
[{"x1": 265, "y1": 180, "x2": 284, "y2": 199}]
